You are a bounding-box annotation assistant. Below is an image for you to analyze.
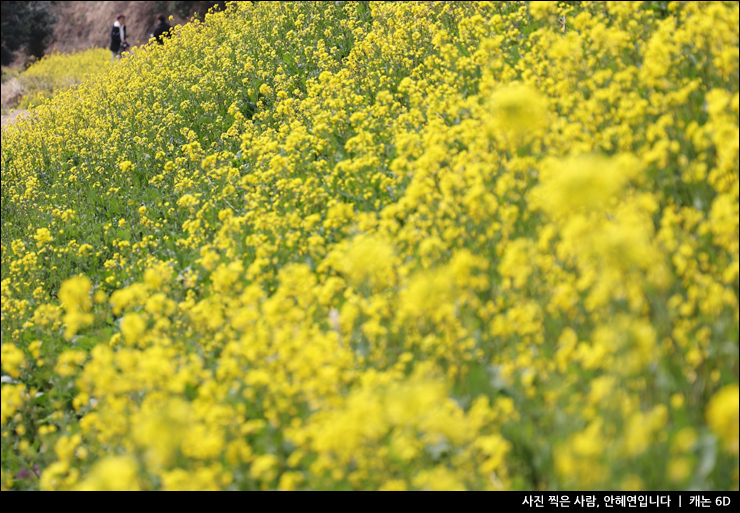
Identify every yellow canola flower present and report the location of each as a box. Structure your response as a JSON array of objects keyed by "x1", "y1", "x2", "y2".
[
  {"x1": 412, "y1": 465, "x2": 467, "y2": 491},
  {"x1": 667, "y1": 457, "x2": 692, "y2": 483},
  {"x1": 330, "y1": 233, "x2": 397, "y2": 289},
  {"x1": 554, "y1": 419, "x2": 610, "y2": 488},
  {"x1": 623, "y1": 405, "x2": 668, "y2": 457},
  {"x1": 58, "y1": 275, "x2": 94, "y2": 340},
  {"x1": 531, "y1": 153, "x2": 644, "y2": 219},
  {"x1": 288, "y1": 370, "x2": 510, "y2": 490},
  {"x1": 529, "y1": 1, "x2": 558, "y2": 22},
  {"x1": 54, "y1": 350, "x2": 87, "y2": 377},
  {"x1": 54, "y1": 434, "x2": 82, "y2": 461},
  {"x1": 120, "y1": 312, "x2": 147, "y2": 346},
  {"x1": 1, "y1": 343, "x2": 25, "y2": 379},
  {"x1": 278, "y1": 471, "x2": 305, "y2": 491},
  {"x1": 488, "y1": 82, "x2": 550, "y2": 140},
  {"x1": 34, "y1": 227, "x2": 53, "y2": 248},
  {"x1": 59, "y1": 275, "x2": 93, "y2": 312},
  {"x1": 706, "y1": 385, "x2": 739, "y2": 456},
  {"x1": 73, "y1": 455, "x2": 141, "y2": 491},
  {"x1": 0, "y1": 384, "x2": 25, "y2": 425},
  {"x1": 251, "y1": 454, "x2": 279, "y2": 482},
  {"x1": 671, "y1": 427, "x2": 697, "y2": 454},
  {"x1": 133, "y1": 397, "x2": 191, "y2": 468}
]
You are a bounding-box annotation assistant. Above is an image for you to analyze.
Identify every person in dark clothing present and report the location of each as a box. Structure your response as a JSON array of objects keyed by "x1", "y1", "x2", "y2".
[
  {"x1": 110, "y1": 14, "x2": 128, "y2": 62},
  {"x1": 151, "y1": 15, "x2": 172, "y2": 45}
]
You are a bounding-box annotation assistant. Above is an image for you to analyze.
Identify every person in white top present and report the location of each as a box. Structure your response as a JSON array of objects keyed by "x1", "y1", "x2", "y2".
[{"x1": 110, "y1": 14, "x2": 129, "y2": 62}]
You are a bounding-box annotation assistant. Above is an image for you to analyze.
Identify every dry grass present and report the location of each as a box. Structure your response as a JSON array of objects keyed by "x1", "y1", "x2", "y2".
[{"x1": 1, "y1": 77, "x2": 26, "y2": 111}]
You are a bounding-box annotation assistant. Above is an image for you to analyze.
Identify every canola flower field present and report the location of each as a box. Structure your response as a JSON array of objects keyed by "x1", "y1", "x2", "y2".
[
  {"x1": 6, "y1": 48, "x2": 112, "y2": 111},
  {"x1": 1, "y1": 1, "x2": 738, "y2": 491}
]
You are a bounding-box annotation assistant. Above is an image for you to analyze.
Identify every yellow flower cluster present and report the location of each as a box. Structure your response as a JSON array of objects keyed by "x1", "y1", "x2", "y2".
[
  {"x1": 14, "y1": 48, "x2": 111, "y2": 110},
  {"x1": 1, "y1": 1, "x2": 738, "y2": 491}
]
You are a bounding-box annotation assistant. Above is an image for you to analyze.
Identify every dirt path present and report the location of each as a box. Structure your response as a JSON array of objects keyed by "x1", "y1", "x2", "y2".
[{"x1": 1, "y1": 109, "x2": 30, "y2": 128}]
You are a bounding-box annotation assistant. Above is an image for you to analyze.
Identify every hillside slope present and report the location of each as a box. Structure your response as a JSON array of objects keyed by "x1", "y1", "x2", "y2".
[{"x1": 48, "y1": 1, "x2": 187, "y2": 54}]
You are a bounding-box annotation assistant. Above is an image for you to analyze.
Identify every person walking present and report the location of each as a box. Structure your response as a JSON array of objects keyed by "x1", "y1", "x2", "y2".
[
  {"x1": 110, "y1": 14, "x2": 128, "y2": 62},
  {"x1": 151, "y1": 14, "x2": 172, "y2": 45}
]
